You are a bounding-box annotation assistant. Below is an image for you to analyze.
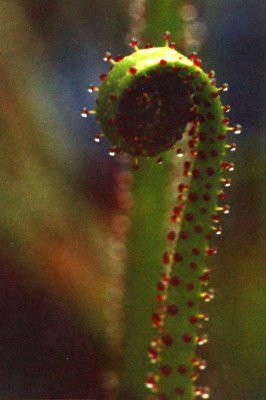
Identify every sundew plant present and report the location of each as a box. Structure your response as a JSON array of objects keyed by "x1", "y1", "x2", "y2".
[
  {"x1": 1, "y1": 1, "x2": 266, "y2": 400},
  {"x1": 82, "y1": 2, "x2": 241, "y2": 399}
]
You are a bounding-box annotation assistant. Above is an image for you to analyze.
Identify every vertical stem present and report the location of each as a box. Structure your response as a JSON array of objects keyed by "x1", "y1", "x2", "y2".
[
  {"x1": 119, "y1": 158, "x2": 172, "y2": 399},
  {"x1": 118, "y1": 2, "x2": 187, "y2": 398}
]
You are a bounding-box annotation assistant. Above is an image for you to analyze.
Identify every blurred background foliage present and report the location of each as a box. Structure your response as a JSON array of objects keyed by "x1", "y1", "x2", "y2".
[{"x1": 0, "y1": 0, "x2": 265, "y2": 399}]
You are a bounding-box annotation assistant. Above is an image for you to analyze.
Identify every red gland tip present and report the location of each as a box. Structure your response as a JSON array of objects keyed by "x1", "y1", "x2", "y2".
[
  {"x1": 175, "y1": 387, "x2": 185, "y2": 396},
  {"x1": 223, "y1": 104, "x2": 231, "y2": 112},
  {"x1": 167, "y1": 231, "x2": 176, "y2": 241},
  {"x1": 210, "y1": 91, "x2": 218, "y2": 99},
  {"x1": 208, "y1": 70, "x2": 215, "y2": 78},
  {"x1": 103, "y1": 52, "x2": 112, "y2": 62},
  {"x1": 129, "y1": 38, "x2": 138, "y2": 47},
  {"x1": 100, "y1": 73, "x2": 107, "y2": 81},
  {"x1": 88, "y1": 84, "x2": 96, "y2": 92},
  {"x1": 163, "y1": 31, "x2": 171, "y2": 42},
  {"x1": 162, "y1": 251, "x2": 171, "y2": 265},
  {"x1": 160, "y1": 365, "x2": 172, "y2": 376},
  {"x1": 167, "y1": 305, "x2": 179, "y2": 316},
  {"x1": 223, "y1": 118, "x2": 230, "y2": 125},
  {"x1": 182, "y1": 333, "x2": 192, "y2": 343},
  {"x1": 193, "y1": 57, "x2": 202, "y2": 67},
  {"x1": 178, "y1": 365, "x2": 188, "y2": 374},
  {"x1": 129, "y1": 67, "x2": 137, "y2": 74},
  {"x1": 189, "y1": 52, "x2": 198, "y2": 60},
  {"x1": 145, "y1": 43, "x2": 153, "y2": 49},
  {"x1": 207, "y1": 247, "x2": 218, "y2": 255},
  {"x1": 114, "y1": 55, "x2": 123, "y2": 62}
]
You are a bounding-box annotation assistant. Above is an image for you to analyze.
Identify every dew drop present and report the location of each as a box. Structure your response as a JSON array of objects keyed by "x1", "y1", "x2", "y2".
[
  {"x1": 80, "y1": 107, "x2": 89, "y2": 118},
  {"x1": 163, "y1": 31, "x2": 171, "y2": 42},
  {"x1": 224, "y1": 118, "x2": 230, "y2": 126},
  {"x1": 197, "y1": 333, "x2": 208, "y2": 346},
  {"x1": 94, "y1": 133, "x2": 104, "y2": 142},
  {"x1": 199, "y1": 270, "x2": 210, "y2": 284},
  {"x1": 103, "y1": 52, "x2": 112, "y2": 62},
  {"x1": 223, "y1": 178, "x2": 232, "y2": 187},
  {"x1": 199, "y1": 359, "x2": 207, "y2": 370},
  {"x1": 129, "y1": 38, "x2": 138, "y2": 47},
  {"x1": 207, "y1": 247, "x2": 217, "y2": 255},
  {"x1": 233, "y1": 124, "x2": 242, "y2": 134},
  {"x1": 220, "y1": 83, "x2": 229, "y2": 91},
  {"x1": 88, "y1": 84, "x2": 96, "y2": 93},
  {"x1": 208, "y1": 70, "x2": 215, "y2": 78},
  {"x1": 194, "y1": 57, "x2": 202, "y2": 67},
  {"x1": 148, "y1": 347, "x2": 158, "y2": 363},
  {"x1": 191, "y1": 372, "x2": 200, "y2": 382},
  {"x1": 109, "y1": 146, "x2": 117, "y2": 156},
  {"x1": 212, "y1": 213, "x2": 220, "y2": 223},
  {"x1": 152, "y1": 312, "x2": 161, "y2": 328},
  {"x1": 229, "y1": 143, "x2": 237, "y2": 151},
  {"x1": 194, "y1": 386, "x2": 210, "y2": 399},
  {"x1": 145, "y1": 373, "x2": 156, "y2": 390},
  {"x1": 189, "y1": 51, "x2": 198, "y2": 60},
  {"x1": 199, "y1": 313, "x2": 209, "y2": 322},
  {"x1": 214, "y1": 225, "x2": 222, "y2": 235},
  {"x1": 223, "y1": 104, "x2": 231, "y2": 113},
  {"x1": 192, "y1": 357, "x2": 207, "y2": 371},
  {"x1": 218, "y1": 190, "x2": 225, "y2": 201},
  {"x1": 222, "y1": 204, "x2": 230, "y2": 214},
  {"x1": 176, "y1": 148, "x2": 184, "y2": 157},
  {"x1": 201, "y1": 289, "x2": 215, "y2": 302},
  {"x1": 221, "y1": 161, "x2": 234, "y2": 171}
]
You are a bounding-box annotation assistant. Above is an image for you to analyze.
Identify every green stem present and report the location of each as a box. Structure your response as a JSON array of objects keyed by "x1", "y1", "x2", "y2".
[
  {"x1": 118, "y1": 158, "x2": 172, "y2": 399},
  {"x1": 148, "y1": 66, "x2": 227, "y2": 400}
]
